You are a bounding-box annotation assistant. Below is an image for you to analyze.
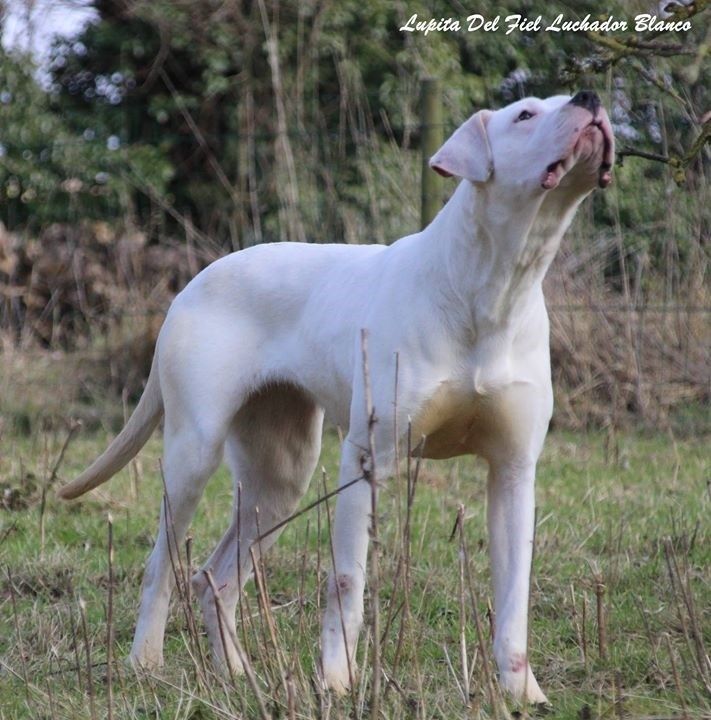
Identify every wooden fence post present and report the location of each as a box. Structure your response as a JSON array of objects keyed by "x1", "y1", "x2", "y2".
[{"x1": 420, "y1": 78, "x2": 443, "y2": 229}]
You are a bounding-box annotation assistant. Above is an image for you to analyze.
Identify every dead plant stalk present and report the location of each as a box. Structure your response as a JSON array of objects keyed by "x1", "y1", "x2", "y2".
[
  {"x1": 106, "y1": 514, "x2": 114, "y2": 720},
  {"x1": 457, "y1": 505, "x2": 471, "y2": 707},
  {"x1": 204, "y1": 569, "x2": 271, "y2": 720},
  {"x1": 360, "y1": 328, "x2": 382, "y2": 719}
]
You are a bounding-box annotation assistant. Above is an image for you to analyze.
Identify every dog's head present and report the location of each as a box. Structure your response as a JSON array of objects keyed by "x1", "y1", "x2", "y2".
[{"x1": 430, "y1": 92, "x2": 615, "y2": 197}]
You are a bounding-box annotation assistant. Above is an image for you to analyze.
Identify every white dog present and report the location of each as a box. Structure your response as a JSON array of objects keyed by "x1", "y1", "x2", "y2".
[{"x1": 59, "y1": 92, "x2": 614, "y2": 704}]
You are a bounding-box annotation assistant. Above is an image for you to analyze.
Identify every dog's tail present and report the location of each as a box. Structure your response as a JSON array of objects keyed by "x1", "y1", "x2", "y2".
[{"x1": 57, "y1": 352, "x2": 164, "y2": 500}]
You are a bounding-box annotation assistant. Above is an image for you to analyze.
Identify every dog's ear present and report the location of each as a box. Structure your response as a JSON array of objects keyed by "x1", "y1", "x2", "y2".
[{"x1": 429, "y1": 110, "x2": 493, "y2": 183}]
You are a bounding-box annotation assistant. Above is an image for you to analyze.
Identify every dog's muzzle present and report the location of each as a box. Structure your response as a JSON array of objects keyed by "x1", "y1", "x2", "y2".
[
  {"x1": 571, "y1": 91, "x2": 614, "y2": 188},
  {"x1": 542, "y1": 91, "x2": 615, "y2": 191}
]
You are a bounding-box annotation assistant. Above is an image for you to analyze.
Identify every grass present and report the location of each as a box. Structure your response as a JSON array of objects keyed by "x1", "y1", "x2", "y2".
[{"x1": 0, "y1": 422, "x2": 709, "y2": 719}]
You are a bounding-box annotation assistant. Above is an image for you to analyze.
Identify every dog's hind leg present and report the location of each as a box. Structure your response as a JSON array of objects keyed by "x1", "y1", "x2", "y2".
[
  {"x1": 191, "y1": 382, "x2": 324, "y2": 676},
  {"x1": 129, "y1": 417, "x2": 225, "y2": 670},
  {"x1": 128, "y1": 317, "x2": 247, "y2": 670}
]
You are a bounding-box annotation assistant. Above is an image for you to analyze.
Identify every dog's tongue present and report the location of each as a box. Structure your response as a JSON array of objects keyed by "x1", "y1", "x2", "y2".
[{"x1": 543, "y1": 160, "x2": 613, "y2": 190}]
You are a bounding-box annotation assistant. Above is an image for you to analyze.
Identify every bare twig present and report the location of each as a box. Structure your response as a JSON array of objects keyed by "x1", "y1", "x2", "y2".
[
  {"x1": 322, "y1": 472, "x2": 359, "y2": 709},
  {"x1": 388, "y1": 426, "x2": 426, "y2": 709},
  {"x1": 360, "y1": 328, "x2": 382, "y2": 719},
  {"x1": 663, "y1": 538, "x2": 711, "y2": 692},
  {"x1": 6, "y1": 567, "x2": 30, "y2": 702},
  {"x1": 203, "y1": 570, "x2": 270, "y2": 720},
  {"x1": 570, "y1": 584, "x2": 586, "y2": 665},
  {"x1": 158, "y1": 463, "x2": 209, "y2": 682},
  {"x1": 106, "y1": 514, "x2": 115, "y2": 720},
  {"x1": 78, "y1": 598, "x2": 98, "y2": 720},
  {"x1": 250, "y1": 536, "x2": 289, "y2": 693},
  {"x1": 122, "y1": 388, "x2": 139, "y2": 500},
  {"x1": 256, "y1": 0, "x2": 306, "y2": 243},
  {"x1": 595, "y1": 579, "x2": 608, "y2": 661},
  {"x1": 664, "y1": 633, "x2": 689, "y2": 720},
  {"x1": 457, "y1": 505, "x2": 471, "y2": 707},
  {"x1": 254, "y1": 473, "x2": 365, "y2": 544},
  {"x1": 523, "y1": 505, "x2": 539, "y2": 714},
  {"x1": 460, "y1": 519, "x2": 501, "y2": 717},
  {"x1": 40, "y1": 420, "x2": 81, "y2": 557}
]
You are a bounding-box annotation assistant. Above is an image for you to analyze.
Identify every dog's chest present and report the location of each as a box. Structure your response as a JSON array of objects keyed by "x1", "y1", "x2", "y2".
[{"x1": 412, "y1": 380, "x2": 522, "y2": 460}]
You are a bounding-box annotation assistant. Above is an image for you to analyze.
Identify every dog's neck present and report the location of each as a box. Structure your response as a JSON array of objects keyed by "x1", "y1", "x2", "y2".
[{"x1": 423, "y1": 179, "x2": 584, "y2": 332}]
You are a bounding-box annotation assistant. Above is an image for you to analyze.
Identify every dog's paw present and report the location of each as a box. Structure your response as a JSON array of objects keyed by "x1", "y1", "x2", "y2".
[
  {"x1": 498, "y1": 667, "x2": 548, "y2": 705},
  {"x1": 322, "y1": 670, "x2": 350, "y2": 695},
  {"x1": 320, "y1": 625, "x2": 359, "y2": 694},
  {"x1": 127, "y1": 650, "x2": 164, "y2": 674},
  {"x1": 319, "y1": 657, "x2": 357, "y2": 695},
  {"x1": 212, "y1": 649, "x2": 246, "y2": 680}
]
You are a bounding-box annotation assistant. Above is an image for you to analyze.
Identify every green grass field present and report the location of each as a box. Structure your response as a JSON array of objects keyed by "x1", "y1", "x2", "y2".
[{"x1": 1, "y1": 425, "x2": 709, "y2": 719}]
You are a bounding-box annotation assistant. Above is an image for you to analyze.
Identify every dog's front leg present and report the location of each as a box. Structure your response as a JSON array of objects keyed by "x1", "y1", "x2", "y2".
[
  {"x1": 487, "y1": 458, "x2": 549, "y2": 705},
  {"x1": 320, "y1": 438, "x2": 373, "y2": 693}
]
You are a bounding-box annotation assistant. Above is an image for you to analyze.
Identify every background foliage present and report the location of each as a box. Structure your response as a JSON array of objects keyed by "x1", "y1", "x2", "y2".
[{"x1": 1, "y1": 0, "x2": 707, "y2": 242}]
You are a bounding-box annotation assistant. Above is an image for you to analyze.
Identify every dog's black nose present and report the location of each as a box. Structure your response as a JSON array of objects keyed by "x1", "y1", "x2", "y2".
[{"x1": 570, "y1": 90, "x2": 601, "y2": 114}]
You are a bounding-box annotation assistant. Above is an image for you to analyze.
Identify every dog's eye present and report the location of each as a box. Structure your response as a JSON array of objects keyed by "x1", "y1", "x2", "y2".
[{"x1": 516, "y1": 110, "x2": 534, "y2": 122}]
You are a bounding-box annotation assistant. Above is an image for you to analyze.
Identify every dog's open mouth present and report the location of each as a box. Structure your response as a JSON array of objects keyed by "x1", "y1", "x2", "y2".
[{"x1": 541, "y1": 118, "x2": 614, "y2": 191}]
